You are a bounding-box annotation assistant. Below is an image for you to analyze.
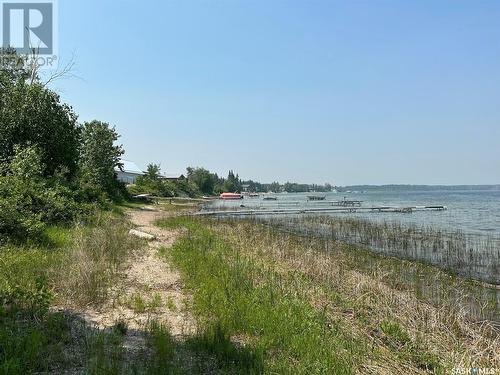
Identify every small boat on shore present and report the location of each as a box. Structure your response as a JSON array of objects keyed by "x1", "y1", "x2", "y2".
[{"x1": 220, "y1": 192, "x2": 243, "y2": 200}]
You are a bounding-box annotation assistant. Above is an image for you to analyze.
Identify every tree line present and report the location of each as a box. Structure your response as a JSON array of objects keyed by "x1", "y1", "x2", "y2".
[
  {"x1": 132, "y1": 164, "x2": 334, "y2": 197},
  {"x1": 130, "y1": 165, "x2": 244, "y2": 197}
]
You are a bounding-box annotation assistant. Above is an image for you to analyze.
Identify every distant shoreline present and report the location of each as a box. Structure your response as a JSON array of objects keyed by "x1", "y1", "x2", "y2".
[{"x1": 339, "y1": 184, "x2": 500, "y2": 192}]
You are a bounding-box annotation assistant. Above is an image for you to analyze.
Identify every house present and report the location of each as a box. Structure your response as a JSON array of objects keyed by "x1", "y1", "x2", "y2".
[
  {"x1": 159, "y1": 173, "x2": 185, "y2": 181},
  {"x1": 115, "y1": 160, "x2": 143, "y2": 184}
]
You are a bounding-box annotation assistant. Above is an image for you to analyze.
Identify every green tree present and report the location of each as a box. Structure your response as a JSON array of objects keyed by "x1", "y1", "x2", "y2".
[
  {"x1": 79, "y1": 120, "x2": 124, "y2": 198},
  {"x1": 145, "y1": 163, "x2": 161, "y2": 180},
  {"x1": 134, "y1": 163, "x2": 179, "y2": 197},
  {"x1": 0, "y1": 49, "x2": 80, "y2": 177},
  {"x1": 0, "y1": 81, "x2": 80, "y2": 177},
  {"x1": 0, "y1": 47, "x2": 29, "y2": 85},
  {"x1": 186, "y1": 167, "x2": 219, "y2": 195},
  {"x1": 9, "y1": 145, "x2": 44, "y2": 180},
  {"x1": 222, "y1": 170, "x2": 242, "y2": 193},
  {"x1": 268, "y1": 182, "x2": 281, "y2": 193}
]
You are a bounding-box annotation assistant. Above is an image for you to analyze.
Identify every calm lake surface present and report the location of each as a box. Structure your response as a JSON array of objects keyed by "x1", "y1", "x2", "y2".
[{"x1": 212, "y1": 189, "x2": 500, "y2": 238}]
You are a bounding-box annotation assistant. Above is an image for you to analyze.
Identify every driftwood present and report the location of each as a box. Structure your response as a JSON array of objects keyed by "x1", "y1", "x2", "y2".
[{"x1": 129, "y1": 229, "x2": 155, "y2": 240}]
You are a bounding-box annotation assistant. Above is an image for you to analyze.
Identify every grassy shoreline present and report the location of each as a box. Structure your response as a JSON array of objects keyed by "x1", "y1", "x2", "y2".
[
  {"x1": 157, "y1": 216, "x2": 499, "y2": 373},
  {"x1": 1, "y1": 204, "x2": 498, "y2": 373},
  {"x1": 255, "y1": 216, "x2": 500, "y2": 322}
]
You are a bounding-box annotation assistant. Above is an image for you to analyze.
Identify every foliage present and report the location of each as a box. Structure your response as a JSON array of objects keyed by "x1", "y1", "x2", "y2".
[
  {"x1": 133, "y1": 164, "x2": 199, "y2": 198},
  {"x1": 79, "y1": 120, "x2": 126, "y2": 200},
  {"x1": 0, "y1": 79, "x2": 80, "y2": 177},
  {"x1": 145, "y1": 163, "x2": 161, "y2": 180},
  {"x1": 134, "y1": 164, "x2": 175, "y2": 197},
  {"x1": 0, "y1": 146, "x2": 95, "y2": 242},
  {"x1": 0, "y1": 50, "x2": 128, "y2": 243},
  {"x1": 0, "y1": 51, "x2": 125, "y2": 243},
  {"x1": 267, "y1": 181, "x2": 281, "y2": 193},
  {"x1": 134, "y1": 162, "x2": 334, "y2": 197},
  {"x1": 0, "y1": 47, "x2": 29, "y2": 84},
  {"x1": 222, "y1": 170, "x2": 241, "y2": 193},
  {"x1": 186, "y1": 167, "x2": 219, "y2": 195}
]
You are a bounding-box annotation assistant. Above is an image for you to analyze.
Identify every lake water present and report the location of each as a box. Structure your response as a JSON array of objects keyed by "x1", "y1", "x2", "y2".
[{"x1": 211, "y1": 189, "x2": 500, "y2": 238}]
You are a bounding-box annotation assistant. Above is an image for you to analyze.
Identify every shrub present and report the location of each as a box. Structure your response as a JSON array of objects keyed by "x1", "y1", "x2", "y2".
[
  {"x1": 0, "y1": 173, "x2": 95, "y2": 243},
  {"x1": 0, "y1": 146, "x2": 97, "y2": 243}
]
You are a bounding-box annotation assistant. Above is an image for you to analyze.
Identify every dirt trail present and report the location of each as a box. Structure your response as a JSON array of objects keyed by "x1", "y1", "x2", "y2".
[{"x1": 79, "y1": 207, "x2": 195, "y2": 351}]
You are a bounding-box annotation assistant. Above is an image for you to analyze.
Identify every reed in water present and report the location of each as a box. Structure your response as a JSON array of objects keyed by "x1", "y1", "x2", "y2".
[
  {"x1": 252, "y1": 215, "x2": 500, "y2": 285},
  {"x1": 185, "y1": 216, "x2": 500, "y2": 372}
]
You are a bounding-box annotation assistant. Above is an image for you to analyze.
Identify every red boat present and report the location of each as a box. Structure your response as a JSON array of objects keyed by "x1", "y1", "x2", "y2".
[{"x1": 220, "y1": 192, "x2": 243, "y2": 200}]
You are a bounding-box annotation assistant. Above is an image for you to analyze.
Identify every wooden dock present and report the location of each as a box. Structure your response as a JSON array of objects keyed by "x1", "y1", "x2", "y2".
[
  {"x1": 216, "y1": 200, "x2": 363, "y2": 207},
  {"x1": 192, "y1": 205, "x2": 447, "y2": 217}
]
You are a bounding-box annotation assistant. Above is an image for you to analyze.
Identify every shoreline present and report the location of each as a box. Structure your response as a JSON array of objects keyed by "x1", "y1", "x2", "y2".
[
  {"x1": 156, "y1": 211, "x2": 500, "y2": 372},
  {"x1": 220, "y1": 216, "x2": 500, "y2": 324},
  {"x1": 1, "y1": 201, "x2": 498, "y2": 373}
]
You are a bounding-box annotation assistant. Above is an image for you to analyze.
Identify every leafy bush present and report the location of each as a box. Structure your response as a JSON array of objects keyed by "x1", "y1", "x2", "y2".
[
  {"x1": 0, "y1": 146, "x2": 95, "y2": 243},
  {"x1": 0, "y1": 248, "x2": 56, "y2": 317}
]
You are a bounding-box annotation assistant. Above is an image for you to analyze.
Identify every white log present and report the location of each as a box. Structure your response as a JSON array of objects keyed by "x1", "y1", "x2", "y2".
[{"x1": 128, "y1": 229, "x2": 155, "y2": 240}]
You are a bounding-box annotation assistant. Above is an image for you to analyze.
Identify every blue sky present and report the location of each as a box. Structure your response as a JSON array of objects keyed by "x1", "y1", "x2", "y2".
[{"x1": 55, "y1": 0, "x2": 500, "y2": 185}]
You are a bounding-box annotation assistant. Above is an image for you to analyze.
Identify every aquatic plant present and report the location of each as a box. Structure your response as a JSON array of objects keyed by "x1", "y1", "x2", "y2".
[{"x1": 239, "y1": 215, "x2": 500, "y2": 285}]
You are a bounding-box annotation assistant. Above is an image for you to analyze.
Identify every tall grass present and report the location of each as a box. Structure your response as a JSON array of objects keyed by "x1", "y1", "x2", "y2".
[
  {"x1": 240, "y1": 215, "x2": 500, "y2": 322},
  {"x1": 202, "y1": 218, "x2": 499, "y2": 371},
  {"x1": 157, "y1": 216, "x2": 373, "y2": 374},
  {"x1": 0, "y1": 212, "x2": 141, "y2": 374},
  {"x1": 0, "y1": 245, "x2": 68, "y2": 374},
  {"x1": 54, "y1": 214, "x2": 141, "y2": 306},
  {"x1": 254, "y1": 215, "x2": 500, "y2": 285}
]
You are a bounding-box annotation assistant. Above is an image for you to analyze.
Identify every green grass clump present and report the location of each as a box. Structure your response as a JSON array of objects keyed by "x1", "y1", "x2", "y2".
[
  {"x1": 380, "y1": 320, "x2": 412, "y2": 348},
  {"x1": 157, "y1": 217, "x2": 361, "y2": 374},
  {"x1": 379, "y1": 320, "x2": 440, "y2": 372},
  {"x1": 55, "y1": 214, "x2": 141, "y2": 306},
  {"x1": 143, "y1": 321, "x2": 178, "y2": 374},
  {"x1": 41, "y1": 225, "x2": 74, "y2": 248},
  {"x1": 0, "y1": 213, "x2": 141, "y2": 374},
  {"x1": 130, "y1": 293, "x2": 147, "y2": 313},
  {"x1": 85, "y1": 328, "x2": 125, "y2": 375},
  {"x1": 148, "y1": 293, "x2": 163, "y2": 312},
  {"x1": 0, "y1": 310, "x2": 78, "y2": 375},
  {"x1": 0, "y1": 247, "x2": 77, "y2": 374},
  {"x1": 0, "y1": 247, "x2": 59, "y2": 315},
  {"x1": 165, "y1": 296, "x2": 177, "y2": 311}
]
